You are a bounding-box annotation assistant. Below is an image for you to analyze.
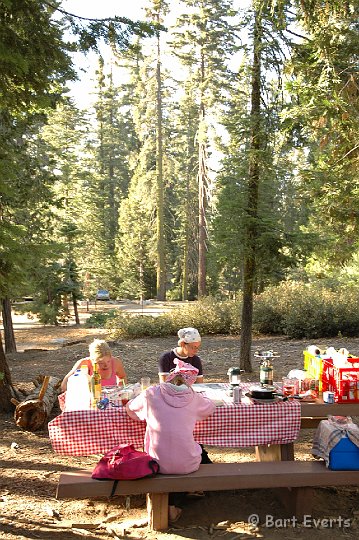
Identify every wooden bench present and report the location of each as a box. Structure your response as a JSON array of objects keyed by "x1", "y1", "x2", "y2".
[{"x1": 56, "y1": 461, "x2": 359, "y2": 530}]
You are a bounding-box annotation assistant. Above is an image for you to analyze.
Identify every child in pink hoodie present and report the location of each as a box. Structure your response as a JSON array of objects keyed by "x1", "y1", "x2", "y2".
[{"x1": 126, "y1": 359, "x2": 215, "y2": 522}]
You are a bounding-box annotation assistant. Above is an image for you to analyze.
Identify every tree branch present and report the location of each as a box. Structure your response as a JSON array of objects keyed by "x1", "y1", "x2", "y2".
[{"x1": 43, "y1": 0, "x2": 138, "y2": 24}]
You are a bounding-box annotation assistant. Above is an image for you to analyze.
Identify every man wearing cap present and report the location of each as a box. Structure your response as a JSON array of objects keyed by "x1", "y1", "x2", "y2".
[{"x1": 158, "y1": 327, "x2": 203, "y2": 383}]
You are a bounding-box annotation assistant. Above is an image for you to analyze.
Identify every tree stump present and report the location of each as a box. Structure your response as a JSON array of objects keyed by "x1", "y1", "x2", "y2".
[{"x1": 12, "y1": 375, "x2": 61, "y2": 431}]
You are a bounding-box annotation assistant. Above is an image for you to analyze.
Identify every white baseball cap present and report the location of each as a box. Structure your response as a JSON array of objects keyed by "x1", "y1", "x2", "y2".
[{"x1": 177, "y1": 327, "x2": 201, "y2": 343}]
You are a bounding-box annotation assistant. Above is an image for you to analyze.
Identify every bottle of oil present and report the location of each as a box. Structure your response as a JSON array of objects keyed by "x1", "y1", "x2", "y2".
[{"x1": 90, "y1": 361, "x2": 102, "y2": 408}]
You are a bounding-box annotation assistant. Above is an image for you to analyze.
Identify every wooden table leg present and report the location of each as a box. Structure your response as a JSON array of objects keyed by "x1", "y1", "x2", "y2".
[
  {"x1": 146, "y1": 492, "x2": 168, "y2": 531},
  {"x1": 276, "y1": 486, "x2": 314, "y2": 519},
  {"x1": 280, "y1": 442, "x2": 294, "y2": 461},
  {"x1": 255, "y1": 444, "x2": 281, "y2": 461},
  {"x1": 256, "y1": 442, "x2": 294, "y2": 462}
]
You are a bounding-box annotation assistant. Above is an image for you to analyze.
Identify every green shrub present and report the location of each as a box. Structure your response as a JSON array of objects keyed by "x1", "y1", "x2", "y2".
[
  {"x1": 108, "y1": 297, "x2": 235, "y2": 340},
  {"x1": 253, "y1": 282, "x2": 359, "y2": 339},
  {"x1": 107, "y1": 312, "x2": 177, "y2": 340},
  {"x1": 89, "y1": 284, "x2": 359, "y2": 340},
  {"x1": 164, "y1": 297, "x2": 233, "y2": 335},
  {"x1": 252, "y1": 292, "x2": 284, "y2": 335},
  {"x1": 225, "y1": 299, "x2": 242, "y2": 334},
  {"x1": 85, "y1": 310, "x2": 118, "y2": 328},
  {"x1": 15, "y1": 300, "x2": 68, "y2": 325}
]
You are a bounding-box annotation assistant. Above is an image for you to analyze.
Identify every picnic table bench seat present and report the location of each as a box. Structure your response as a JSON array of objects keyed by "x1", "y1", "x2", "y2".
[{"x1": 56, "y1": 460, "x2": 359, "y2": 530}]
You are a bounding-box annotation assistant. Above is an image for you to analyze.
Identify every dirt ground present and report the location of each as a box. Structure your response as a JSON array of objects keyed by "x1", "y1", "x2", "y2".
[{"x1": 1, "y1": 317, "x2": 359, "y2": 540}]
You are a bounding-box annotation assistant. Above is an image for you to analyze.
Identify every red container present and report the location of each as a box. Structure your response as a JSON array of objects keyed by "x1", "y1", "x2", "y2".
[{"x1": 322, "y1": 357, "x2": 359, "y2": 403}]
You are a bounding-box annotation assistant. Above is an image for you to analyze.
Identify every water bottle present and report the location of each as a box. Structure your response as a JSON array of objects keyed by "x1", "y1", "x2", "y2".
[{"x1": 66, "y1": 368, "x2": 92, "y2": 411}]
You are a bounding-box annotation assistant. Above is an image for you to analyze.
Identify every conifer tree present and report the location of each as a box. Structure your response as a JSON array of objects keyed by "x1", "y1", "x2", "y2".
[
  {"x1": 170, "y1": 0, "x2": 238, "y2": 297},
  {"x1": 171, "y1": 76, "x2": 200, "y2": 299},
  {"x1": 116, "y1": 11, "x2": 177, "y2": 300},
  {"x1": 212, "y1": 0, "x2": 306, "y2": 370},
  {"x1": 287, "y1": 1, "x2": 359, "y2": 270},
  {"x1": 145, "y1": 0, "x2": 171, "y2": 300}
]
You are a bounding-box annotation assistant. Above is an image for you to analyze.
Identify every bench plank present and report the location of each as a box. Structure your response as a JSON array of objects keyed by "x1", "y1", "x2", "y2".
[
  {"x1": 56, "y1": 461, "x2": 359, "y2": 500},
  {"x1": 57, "y1": 461, "x2": 359, "y2": 531}
]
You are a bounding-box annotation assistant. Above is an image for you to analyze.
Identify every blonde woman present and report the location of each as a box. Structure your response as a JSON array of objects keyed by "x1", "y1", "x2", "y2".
[{"x1": 61, "y1": 339, "x2": 127, "y2": 392}]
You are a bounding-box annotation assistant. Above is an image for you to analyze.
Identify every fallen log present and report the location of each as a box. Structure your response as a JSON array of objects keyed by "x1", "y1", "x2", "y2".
[{"x1": 11, "y1": 375, "x2": 61, "y2": 431}]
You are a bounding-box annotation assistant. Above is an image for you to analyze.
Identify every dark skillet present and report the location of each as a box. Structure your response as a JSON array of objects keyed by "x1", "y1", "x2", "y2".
[{"x1": 249, "y1": 385, "x2": 279, "y2": 400}]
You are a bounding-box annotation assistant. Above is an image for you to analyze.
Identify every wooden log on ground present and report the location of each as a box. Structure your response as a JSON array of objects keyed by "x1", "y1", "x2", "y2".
[{"x1": 12, "y1": 375, "x2": 61, "y2": 431}]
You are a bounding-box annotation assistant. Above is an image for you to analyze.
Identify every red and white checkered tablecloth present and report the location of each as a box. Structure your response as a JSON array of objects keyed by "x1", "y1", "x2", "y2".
[{"x1": 49, "y1": 387, "x2": 301, "y2": 456}]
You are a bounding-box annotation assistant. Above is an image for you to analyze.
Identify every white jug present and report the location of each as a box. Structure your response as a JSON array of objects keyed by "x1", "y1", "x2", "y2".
[{"x1": 65, "y1": 368, "x2": 92, "y2": 411}]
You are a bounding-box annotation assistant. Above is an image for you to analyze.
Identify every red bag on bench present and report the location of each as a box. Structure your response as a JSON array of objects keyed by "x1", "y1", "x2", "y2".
[{"x1": 92, "y1": 443, "x2": 160, "y2": 481}]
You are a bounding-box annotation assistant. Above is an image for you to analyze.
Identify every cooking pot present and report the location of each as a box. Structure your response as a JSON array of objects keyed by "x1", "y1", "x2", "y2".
[{"x1": 249, "y1": 385, "x2": 278, "y2": 400}]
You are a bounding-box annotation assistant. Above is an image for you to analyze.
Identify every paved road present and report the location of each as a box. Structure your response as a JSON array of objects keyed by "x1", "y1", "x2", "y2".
[{"x1": 1, "y1": 300, "x2": 182, "y2": 331}]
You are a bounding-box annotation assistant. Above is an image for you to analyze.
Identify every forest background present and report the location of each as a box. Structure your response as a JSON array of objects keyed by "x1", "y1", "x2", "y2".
[{"x1": 0, "y1": 0, "x2": 358, "y2": 391}]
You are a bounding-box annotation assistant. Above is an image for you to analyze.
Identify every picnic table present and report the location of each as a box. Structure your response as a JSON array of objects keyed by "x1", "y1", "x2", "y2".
[{"x1": 48, "y1": 383, "x2": 301, "y2": 456}]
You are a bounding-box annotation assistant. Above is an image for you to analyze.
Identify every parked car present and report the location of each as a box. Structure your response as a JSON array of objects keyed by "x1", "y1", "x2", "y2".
[{"x1": 96, "y1": 289, "x2": 110, "y2": 301}]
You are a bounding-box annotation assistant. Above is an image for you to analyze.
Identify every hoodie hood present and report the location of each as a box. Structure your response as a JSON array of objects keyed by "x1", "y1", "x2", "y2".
[{"x1": 160, "y1": 382, "x2": 195, "y2": 408}]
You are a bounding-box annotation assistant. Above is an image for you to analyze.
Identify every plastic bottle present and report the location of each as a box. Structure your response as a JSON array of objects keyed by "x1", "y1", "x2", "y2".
[
  {"x1": 66, "y1": 368, "x2": 92, "y2": 411},
  {"x1": 90, "y1": 361, "x2": 102, "y2": 408}
]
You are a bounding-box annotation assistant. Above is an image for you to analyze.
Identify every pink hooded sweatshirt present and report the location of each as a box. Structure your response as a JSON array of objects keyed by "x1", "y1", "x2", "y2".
[{"x1": 127, "y1": 383, "x2": 215, "y2": 474}]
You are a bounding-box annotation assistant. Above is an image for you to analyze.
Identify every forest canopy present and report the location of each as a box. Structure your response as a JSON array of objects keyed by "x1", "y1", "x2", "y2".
[{"x1": 0, "y1": 0, "x2": 358, "y2": 331}]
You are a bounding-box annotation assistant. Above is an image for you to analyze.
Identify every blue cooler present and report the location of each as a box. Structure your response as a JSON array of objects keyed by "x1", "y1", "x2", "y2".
[{"x1": 329, "y1": 436, "x2": 359, "y2": 470}]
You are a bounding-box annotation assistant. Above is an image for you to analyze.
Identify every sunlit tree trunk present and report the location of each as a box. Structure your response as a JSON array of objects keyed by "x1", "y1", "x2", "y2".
[
  {"x1": 155, "y1": 19, "x2": 166, "y2": 301},
  {"x1": 182, "y1": 176, "x2": 190, "y2": 300},
  {"x1": 239, "y1": 6, "x2": 262, "y2": 372},
  {"x1": 198, "y1": 107, "x2": 208, "y2": 297}
]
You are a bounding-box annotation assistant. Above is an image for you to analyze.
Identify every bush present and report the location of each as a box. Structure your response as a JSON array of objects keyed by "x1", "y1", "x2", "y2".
[
  {"x1": 107, "y1": 298, "x2": 235, "y2": 340},
  {"x1": 85, "y1": 310, "x2": 118, "y2": 328},
  {"x1": 107, "y1": 312, "x2": 177, "y2": 340},
  {"x1": 164, "y1": 297, "x2": 233, "y2": 335},
  {"x1": 253, "y1": 282, "x2": 359, "y2": 339},
  {"x1": 252, "y1": 292, "x2": 284, "y2": 335},
  {"x1": 90, "y1": 284, "x2": 359, "y2": 340}
]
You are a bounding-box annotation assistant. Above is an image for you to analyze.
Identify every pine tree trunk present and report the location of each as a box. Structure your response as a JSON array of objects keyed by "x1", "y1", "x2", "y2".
[
  {"x1": 182, "y1": 167, "x2": 191, "y2": 300},
  {"x1": 0, "y1": 334, "x2": 14, "y2": 413},
  {"x1": 72, "y1": 293, "x2": 80, "y2": 325},
  {"x1": 239, "y1": 8, "x2": 262, "y2": 373},
  {"x1": 198, "y1": 100, "x2": 208, "y2": 298},
  {"x1": 155, "y1": 23, "x2": 166, "y2": 301},
  {"x1": 63, "y1": 293, "x2": 70, "y2": 319},
  {"x1": 182, "y1": 222, "x2": 189, "y2": 301},
  {"x1": 198, "y1": 138, "x2": 207, "y2": 298},
  {"x1": 1, "y1": 297, "x2": 17, "y2": 353}
]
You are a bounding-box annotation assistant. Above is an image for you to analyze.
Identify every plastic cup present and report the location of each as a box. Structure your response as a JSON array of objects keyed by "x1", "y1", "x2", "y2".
[
  {"x1": 141, "y1": 377, "x2": 151, "y2": 391},
  {"x1": 120, "y1": 390, "x2": 130, "y2": 406}
]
